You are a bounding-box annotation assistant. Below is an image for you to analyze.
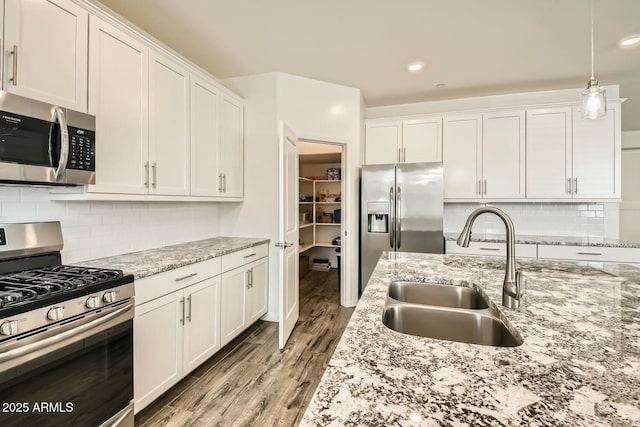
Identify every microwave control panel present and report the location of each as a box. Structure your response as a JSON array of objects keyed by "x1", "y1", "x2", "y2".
[{"x1": 67, "y1": 126, "x2": 95, "y2": 171}]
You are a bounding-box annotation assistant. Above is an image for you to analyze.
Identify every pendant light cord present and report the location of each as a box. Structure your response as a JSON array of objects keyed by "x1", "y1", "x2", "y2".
[{"x1": 590, "y1": 0, "x2": 595, "y2": 80}]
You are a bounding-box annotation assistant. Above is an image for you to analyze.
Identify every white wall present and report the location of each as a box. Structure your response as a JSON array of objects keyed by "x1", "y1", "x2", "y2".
[
  {"x1": 621, "y1": 131, "x2": 640, "y2": 243},
  {"x1": 0, "y1": 187, "x2": 219, "y2": 263},
  {"x1": 445, "y1": 203, "x2": 611, "y2": 238}
]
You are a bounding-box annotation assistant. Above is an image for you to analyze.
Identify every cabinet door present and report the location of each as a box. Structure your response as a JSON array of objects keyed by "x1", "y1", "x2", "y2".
[
  {"x1": 87, "y1": 16, "x2": 149, "y2": 194},
  {"x1": 149, "y1": 52, "x2": 190, "y2": 195},
  {"x1": 247, "y1": 258, "x2": 268, "y2": 324},
  {"x1": 443, "y1": 115, "x2": 482, "y2": 199},
  {"x1": 572, "y1": 104, "x2": 620, "y2": 198},
  {"x1": 190, "y1": 75, "x2": 221, "y2": 196},
  {"x1": 183, "y1": 277, "x2": 220, "y2": 375},
  {"x1": 134, "y1": 292, "x2": 184, "y2": 413},
  {"x1": 526, "y1": 108, "x2": 572, "y2": 199},
  {"x1": 482, "y1": 111, "x2": 526, "y2": 199},
  {"x1": 402, "y1": 118, "x2": 442, "y2": 163},
  {"x1": 4, "y1": 0, "x2": 88, "y2": 111},
  {"x1": 365, "y1": 121, "x2": 402, "y2": 165},
  {"x1": 220, "y1": 267, "x2": 248, "y2": 346},
  {"x1": 219, "y1": 94, "x2": 244, "y2": 197}
]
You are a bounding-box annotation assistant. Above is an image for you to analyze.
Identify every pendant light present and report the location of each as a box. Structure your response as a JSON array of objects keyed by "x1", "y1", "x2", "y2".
[{"x1": 582, "y1": 0, "x2": 606, "y2": 119}]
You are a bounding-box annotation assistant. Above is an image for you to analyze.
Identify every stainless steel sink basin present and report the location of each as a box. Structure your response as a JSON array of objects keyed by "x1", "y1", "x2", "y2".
[
  {"x1": 382, "y1": 304, "x2": 523, "y2": 347},
  {"x1": 388, "y1": 281, "x2": 489, "y2": 309}
]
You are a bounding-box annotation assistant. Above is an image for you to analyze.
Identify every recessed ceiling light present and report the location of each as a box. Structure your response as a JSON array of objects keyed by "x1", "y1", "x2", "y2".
[
  {"x1": 407, "y1": 62, "x2": 424, "y2": 72},
  {"x1": 619, "y1": 34, "x2": 640, "y2": 47}
]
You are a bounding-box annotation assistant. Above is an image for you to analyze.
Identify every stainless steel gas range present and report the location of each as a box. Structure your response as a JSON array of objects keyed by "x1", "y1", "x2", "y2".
[{"x1": 0, "y1": 222, "x2": 135, "y2": 427}]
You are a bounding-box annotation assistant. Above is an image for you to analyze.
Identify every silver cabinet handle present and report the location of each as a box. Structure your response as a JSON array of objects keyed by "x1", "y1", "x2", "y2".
[
  {"x1": 244, "y1": 253, "x2": 257, "y2": 259},
  {"x1": 151, "y1": 162, "x2": 157, "y2": 188},
  {"x1": 479, "y1": 247, "x2": 501, "y2": 251},
  {"x1": 179, "y1": 298, "x2": 185, "y2": 324},
  {"x1": 403, "y1": 147, "x2": 406, "y2": 163},
  {"x1": 250, "y1": 268, "x2": 254, "y2": 287},
  {"x1": 144, "y1": 162, "x2": 149, "y2": 188},
  {"x1": 223, "y1": 173, "x2": 227, "y2": 192},
  {"x1": 577, "y1": 252, "x2": 602, "y2": 256},
  {"x1": 573, "y1": 177, "x2": 578, "y2": 194},
  {"x1": 52, "y1": 106, "x2": 69, "y2": 181},
  {"x1": 477, "y1": 179, "x2": 481, "y2": 195},
  {"x1": 397, "y1": 148, "x2": 401, "y2": 163},
  {"x1": 566, "y1": 178, "x2": 571, "y2": 194},
  {"x1": 389, "y1": 186, "x2": 395, "y2": 249},
  {"x1": 396, "y1": 186, "x2": 402, "y2": 249},
  {"x1": 245, "y1": 270, "x2": 251, "y2": 289},
  {"x1": 483, "y1": 179, "x2": 487, "y2": 195},
  {"x1": 175, "y1": 272, "x2": 198, "y2": 282},
  {"x1": 186, "y1": 295, "x2": 192, "y2": 322},
  {"x1": 218, "y1": 173, "x2": 223, "y2": 192},
  {"x1": 9, "y1": 45, "x2": 18, "y2": 85}
]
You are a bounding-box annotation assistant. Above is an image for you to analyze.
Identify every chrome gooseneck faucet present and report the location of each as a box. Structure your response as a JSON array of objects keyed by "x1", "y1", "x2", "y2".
[{"x1": 456, "y1": 206, "x2": 523, "y2": 309}]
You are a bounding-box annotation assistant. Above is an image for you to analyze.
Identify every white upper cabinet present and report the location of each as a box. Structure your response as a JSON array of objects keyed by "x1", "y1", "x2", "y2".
[
  {"x1": 526, "y1": 108, "x2": 572, "y2": 199},
  {"x1": 443, "y1": 115, "x2": 482, "y2": 199},
  {"x1": 87, "y1": 16, "x2": 149, "y2": 194},
  {"x1": 482, "y1": 111, "x2": 525, "y2": 199},
  {"x1": 4, "y1": 0, "x2": 88, "y2": 111},
  {"x1": 190, "y1": 75, "x2": 221, "y2": 197},
  {"x1": 402, "y1": 117, "x2": 443, "y2": 163},
  {"x1": 219, "y1": 94, "x2": 244, "y2": 197},
  {"x1": 149, "y1": 51, "x2": 190, "y2": 196},
  {"x1": 571, "y1": 104, "x2": 621, "y2": 198},
  {"x1": 365, "y1": 121, "x2": 402, "y2": 164}
]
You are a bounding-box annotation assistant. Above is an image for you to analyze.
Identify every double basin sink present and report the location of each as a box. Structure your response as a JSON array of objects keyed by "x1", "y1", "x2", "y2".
[{"x1": 382, "y1": 281, "x2": 523, "y2": 347}]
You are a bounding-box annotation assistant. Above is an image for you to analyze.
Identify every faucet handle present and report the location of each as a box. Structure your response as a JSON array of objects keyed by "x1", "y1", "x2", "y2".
[{"x1": 516, "y1": 270, "x2": 525, "y2": 298}]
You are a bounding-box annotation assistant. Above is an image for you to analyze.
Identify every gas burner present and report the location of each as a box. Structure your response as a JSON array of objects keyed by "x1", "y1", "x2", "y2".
[{"x1": 0, "y1": 291, "x2": 24, "y2": 306}]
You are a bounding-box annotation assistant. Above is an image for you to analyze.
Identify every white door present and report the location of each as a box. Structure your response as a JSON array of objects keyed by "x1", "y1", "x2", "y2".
[
  {"x1": 219, "y1": 94, "x2": 244, "y2": 197},
  {"x1": 149, "y1": 52, "x2": 190, "y2": 196},
  {"x1": 247, "y1": 258, "x2": 268, "y2": 324},
  {"x1": 183, "y1": 277, "x2": 220, "y2": 375},
  {"x1": 4, "y1": 0, "x2": 88, "y2": 111},
  {"x1": 134, "y1": 292, "x2": 184, "y2": 413},
  {"x1": 220, "y1": 266, "x2": 247, "y2": 346},
  {"x1": 365, "y1": 121, "x2": 402, "y2": 165},
  {"x1": 402, "y1": 118, "x2": 442, "y2": 163},
  {"x1": 278, "y1": 121, "x2": 299, "y2": 349},
  {"x1": 572, "y1": 104, "x2": 619, "y2": 198},
  {"x1": 482, "y1": 111, "x2": 526, "y2": 199},
  {"x1": 87, "y1": 16, "x2": 149, "y2": 194},
  {"x1": 443, "y1": 115, "x2": 482, "y2": 199},
  {"x1": 190, "y1": 75, "x2": 221, "y2": 196},
  {"x1": 526, "y1": 108, "x2": 572, "y2": 199}
]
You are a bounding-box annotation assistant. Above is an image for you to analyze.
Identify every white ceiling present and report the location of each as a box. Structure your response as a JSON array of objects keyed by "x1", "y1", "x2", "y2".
[{"x1": 95, "y1": 0, "x2": 640, "y2": 130}]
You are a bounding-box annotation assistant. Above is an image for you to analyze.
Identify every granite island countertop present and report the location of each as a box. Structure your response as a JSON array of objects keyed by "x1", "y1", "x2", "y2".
[
  {"x1": 78, "y1": 237, "x2": 270, "y2": 278},
  {"x1": 301, "y1": 253, "x2": 640, "y2": 426},
  {"x1": 444, "y1": 232, "x2": 640, "y2": 248}
]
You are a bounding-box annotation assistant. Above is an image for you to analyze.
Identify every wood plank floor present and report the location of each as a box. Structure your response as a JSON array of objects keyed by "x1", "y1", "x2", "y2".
[{"x1": 136, "y1": 269, "x2": 354, "y2": 427}]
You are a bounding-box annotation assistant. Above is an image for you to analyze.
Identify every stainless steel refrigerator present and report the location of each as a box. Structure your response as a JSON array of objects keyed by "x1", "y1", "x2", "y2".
[{"x1": 360, "y1": 162, "x2": 444, "y2": 291}]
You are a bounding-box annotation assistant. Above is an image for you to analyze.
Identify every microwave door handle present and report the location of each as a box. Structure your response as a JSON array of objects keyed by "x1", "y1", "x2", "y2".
[{"x1": 51, "y1": 106, "x2": 69, "y2": 181}]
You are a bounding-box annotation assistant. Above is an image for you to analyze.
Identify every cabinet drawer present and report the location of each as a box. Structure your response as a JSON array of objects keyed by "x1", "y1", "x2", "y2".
[
  {"x1": 221, "y1": 244, "x2": 268, "y2": 272},
  {"x1": 538, "y1": 245, "x2": 640, "y2": 263},
  {"x1": 135, "y1": 257, "x2": 222, "y2": 305},
  {"x1": 445, "y1": 241, "x2": 537, "y2": 258}
]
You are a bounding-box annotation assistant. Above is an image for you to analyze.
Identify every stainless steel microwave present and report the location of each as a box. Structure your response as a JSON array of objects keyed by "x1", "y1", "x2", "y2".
[{"x1": 0, "y1": 91, "x2": 95, "y2": 186}]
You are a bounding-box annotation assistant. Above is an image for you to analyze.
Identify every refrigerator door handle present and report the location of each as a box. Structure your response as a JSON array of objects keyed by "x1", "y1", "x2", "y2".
[
  {"x1": 396, "y1": 186, "x2": 402, "y2": 249},
  {"x1": 389, "y1": 186, "x2": 395, "y2": 248}
]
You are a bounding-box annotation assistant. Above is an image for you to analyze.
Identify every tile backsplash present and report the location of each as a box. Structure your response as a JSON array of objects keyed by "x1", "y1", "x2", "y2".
[
  {"x1": 444, "y1": 203, "x2": 615, "y2": 238},
  {"x1": 0, "y1": 187, "x2": 219, "y2": 264}
]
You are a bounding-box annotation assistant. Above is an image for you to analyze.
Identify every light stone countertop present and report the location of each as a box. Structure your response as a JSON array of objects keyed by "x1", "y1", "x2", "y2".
[
  {"x1": 444, "y1": 232, "x2": 640, "y2": 248},
  {"x1": 301, "y1": 252, "x2": 640, "y2": 426},
  {"x1": 78, "y1": 237, "x2": 270, "y2": 279}
]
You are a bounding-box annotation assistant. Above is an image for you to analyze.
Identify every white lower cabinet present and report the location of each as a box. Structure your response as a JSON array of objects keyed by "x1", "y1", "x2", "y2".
[
  {"x1": 221, "y1": 256, "x2": 269, "y2": 346},
  {"x1": 133, "y1": 244, "x2": 268, "y2": 413},
  {"x1": 134, "y1": 276, "x2": 220, "y2": 412}
]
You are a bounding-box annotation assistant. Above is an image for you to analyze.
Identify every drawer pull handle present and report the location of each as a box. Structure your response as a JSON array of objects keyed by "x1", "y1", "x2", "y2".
[
  {"x1": 577, "y1": 252, "x2": 602, "y2": 256},
  {"x1": 479, "y1": 247, "x2": 501, "y2": 251},
  {"x1": 175, "y1": 272, "x2": 198, "y2": 282},
  {"x1": 244, "y1": 253, "x2": 257, "y2": 258}
]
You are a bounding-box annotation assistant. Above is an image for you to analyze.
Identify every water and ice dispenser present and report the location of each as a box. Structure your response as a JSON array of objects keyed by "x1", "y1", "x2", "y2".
[{"x1": 367, "y1": 201, "x2": 389, "y2": 233}]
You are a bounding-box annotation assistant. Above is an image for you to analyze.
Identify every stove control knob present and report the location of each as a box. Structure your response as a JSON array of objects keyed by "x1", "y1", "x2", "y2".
[
  {"x1": 102, "y1": 291, "x2": 117, "y2": 304},
  {"x1": 85, "y1": 296, "x2": 100, "y2": 309},
  {"x1": 0, "y1": 320, "x2": 19, "y2": 336},
  {"x1": 47, "y1": 307, "x2": 65, "y2": 321}
]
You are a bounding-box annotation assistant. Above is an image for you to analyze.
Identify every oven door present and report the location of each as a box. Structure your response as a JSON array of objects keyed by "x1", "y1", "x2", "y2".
[{"x1": 0, "y1": 302, "x2": 134, "y2": 427}]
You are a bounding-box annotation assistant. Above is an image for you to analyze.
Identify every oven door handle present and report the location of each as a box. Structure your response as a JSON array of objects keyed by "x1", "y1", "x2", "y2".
[
  {"x1": 0, "y1": 302, "x2": 133, "y2": 365},
  {"x1": 51, "y1": 106, "x2": 69, "y2": 181}
]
